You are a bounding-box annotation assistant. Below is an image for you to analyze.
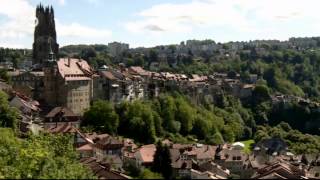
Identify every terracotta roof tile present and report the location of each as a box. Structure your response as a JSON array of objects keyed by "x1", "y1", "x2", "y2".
[
  {"x1": 135, "y1": 144, "x2": 156, "y2": 163},
  {"x1": 57, "y1": 58, "x2": 93, "y2": 81}
]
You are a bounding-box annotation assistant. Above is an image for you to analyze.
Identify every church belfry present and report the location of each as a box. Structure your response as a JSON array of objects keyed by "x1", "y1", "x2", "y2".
[{"x1": 32, "y1": 4, "x2": 59, "y2": 66}]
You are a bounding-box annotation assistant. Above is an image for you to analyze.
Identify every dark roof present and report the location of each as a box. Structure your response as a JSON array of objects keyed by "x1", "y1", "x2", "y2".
[
  {"x1": 100, "y1": 71, "x2": 117, "y2": 80},
  {"x1": 45, "y1": 123, "x2": 77, "y2": 134},
  {"x1": 95, "y1": 136, "x2": 124, "y2": 150},
  {"x1": 80, "y1": 157, "x2": 131, "y2": 179},
  {"x1": 252, "y1": 161, "x2": 306, "y2": 179},
  {"x1": 46, "y1": 107, "x2": 78, "y2": 118}
]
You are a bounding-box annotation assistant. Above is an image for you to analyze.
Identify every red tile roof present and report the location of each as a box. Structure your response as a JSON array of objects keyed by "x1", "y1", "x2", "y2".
[
  {"x1": 57, "y1": 58, "x2": 93, "y2": 81},
  {"x1": 135, "y1": 144, "x2": 156, "y2": 163}
]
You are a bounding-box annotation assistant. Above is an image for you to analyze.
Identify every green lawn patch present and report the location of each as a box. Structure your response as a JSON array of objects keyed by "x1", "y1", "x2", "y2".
[{"x1": 240, "y1": 139, "x2": 255, "y2": 154}]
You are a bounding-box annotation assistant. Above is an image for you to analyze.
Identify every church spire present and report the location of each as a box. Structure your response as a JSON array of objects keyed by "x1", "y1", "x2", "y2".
[{"x1": 32, "y1": 4, "x2": 59, "y2": 66}]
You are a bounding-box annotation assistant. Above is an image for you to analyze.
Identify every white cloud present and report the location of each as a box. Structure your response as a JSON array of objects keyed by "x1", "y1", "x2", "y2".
[
  {"x1": 56, "y1": 20, "x2": 112, "y2": 38},
  {"x1": 125, "y1": 0, "x2": 320, "y2": 36},
  {"x1": 0, "y1": 0, "x2": 112, "y2": 48},
  {"x1": 0, "y1": 0, "x2": 35, "y2": 39},
  {"x1": 57, "y1": 0, "x2": 65, "y2": 6}
]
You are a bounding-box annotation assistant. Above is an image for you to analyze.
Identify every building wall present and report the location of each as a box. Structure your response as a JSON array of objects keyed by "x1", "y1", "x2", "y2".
[
  {"x1": 44, "y1": 63, "x2": 92, "y2": 115},
  {"x1": 12, "y1": 72, "x2": 44, "y2": 99},
  {"x1": 44, "y1": 65, "x2": 59, "y2": 106},
  {"x1": 65, "y1": 80, "x2": 91, "y2": 115}
]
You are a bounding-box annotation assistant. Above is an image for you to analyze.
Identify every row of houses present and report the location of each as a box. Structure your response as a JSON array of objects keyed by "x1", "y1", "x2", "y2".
[
  {"x1": 8, "y1": 59, "x2": 257, "y2": 116},
  {"x1": 38, "y1": 123, "x2": 320, "y2": 179}
]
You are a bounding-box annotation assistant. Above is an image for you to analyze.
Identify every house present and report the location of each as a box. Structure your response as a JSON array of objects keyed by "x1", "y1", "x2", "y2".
[
  {"x1": 307, "y1": 166, "x2": 320, "y2": 179},
  {"x1": 44, "y1": 106, "x2": 81, "y2": 129},
  {"x1": 197, "y1": 161, "x2": 230, "y2": 178},
  {"x1": 43, "y1": 58, "x2": 94, "y2": 115},
  {"x1": 93, "y1": 135, "x2": 125, "y2": 170},
  {"x1": 77, "y1": 143, "x2": 94, "y2": 158},
  {"x1": 11, "y1": 71, "x2": 44, "y2": 99},
  {"x1": 213, "y1": 145, "x2": 248, "y2": 176},
  {"x1": 9, "y1": 93, "x2": 41, "y2": 119},
  {"x1": 133, "y1": 144, "x2": 156, "y2": 168},
  {"x1": 170, "y1": 148, "x2": 194, "y2": 179},
  {"x1": 98, "y1": 68, "x2": 145, "y2": 103},
  {"x1": 45, "y1": 123, "x2": 78, "y2": 134},
  {"x1": 251, "y1": 161, "x2": 307, "y2": 179},
  {"x1": 80, "y1": 157, "x2": 131, "y2": 179},
  {"x1": 190, "y1": 169, "x2": 226, "y2": 179},
  {"x1": 94, "y1": 136, "x2": 124, "y2": 160}
]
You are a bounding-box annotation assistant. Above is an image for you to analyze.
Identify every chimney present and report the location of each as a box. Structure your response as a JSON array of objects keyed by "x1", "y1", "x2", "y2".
[{"x1": 67, "y1": 57, "x2": 71, "y2": 67}]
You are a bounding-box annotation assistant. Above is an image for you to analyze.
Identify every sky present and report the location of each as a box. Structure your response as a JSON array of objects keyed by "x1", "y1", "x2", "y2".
[{"x1": 1, "y1": 0, "x2": 320, "y2": 49}]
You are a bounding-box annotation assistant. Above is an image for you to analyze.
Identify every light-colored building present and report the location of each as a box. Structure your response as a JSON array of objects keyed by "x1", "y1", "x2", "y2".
[
  {"x1": 108, "y1": 42, "x2": 129, "y2": 57},
  {"x1": 43, "y1": 58, "x2": 94, "y2": 115}
]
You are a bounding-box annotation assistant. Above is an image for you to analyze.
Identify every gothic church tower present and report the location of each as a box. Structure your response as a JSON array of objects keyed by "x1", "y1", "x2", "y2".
[{"x1": 32, "y1": 4, "x2": 59, "y2": 65}]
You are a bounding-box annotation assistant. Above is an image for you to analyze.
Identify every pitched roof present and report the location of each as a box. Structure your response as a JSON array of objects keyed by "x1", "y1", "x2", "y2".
[
  {"x1": 135, "y1": 144, "x2": 156, "y2": 163},
  {"x1": 191, "y1": 169, "x2": 227, "y2": 179},
  {"x1": 10, "y1": 95, "x2": 40, "y2": 112},
  {"x1": 100, "y1": 70, "x2": 117, "y2": 80},
  {"x1": 77, "y1": 143, "x2": 94, "y2": 152},
  {"x1": 45, "y1": 107, "x2": 78, "y2": 118},
  {"x1": 95, "y1": 135, "x2": 124, "y2": 150},
  {"x1": 84, "y1": 133, "x2": 110, "y2": 144},
  {"x1": 45, "y1": 123, "x2": 77, "y2": 134},
  {"x1": 57, "y1": 58, "x2": 93, "y2": 81},
  {"x1": 80, "y1": 157, "x2": 131, "y2": 179},
  {"x1": 128, "y1": 66, "x2": 151, "y2": 76},
  {"x1": 252, "y1": 161, "x2": 306, "y2": 179}
]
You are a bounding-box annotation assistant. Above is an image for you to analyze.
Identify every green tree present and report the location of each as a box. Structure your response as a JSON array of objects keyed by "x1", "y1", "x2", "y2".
[
  {"x1": 82, "y1": 100, "x2": 119, "y2": 134},
  {"x1": 139, "y1": 169, "x2": 163, "y2": 179},
  {"x1": 208, "y1": 132, "x2": 224, "y2": 145},
  {"x1": 152, "y1": 141, "x2": 173, "y2": 179},
  {"x1": 122, "y1": 101, "x2": 157, "y2": 143},
  {"x1": 175, "y1": 97, "x2": 195, "y2": 135},
  {"x1": 0, "y1": 91, "x2": 20, "y2": 130},
  {"x1": 0, "y1": 128, "x2": 94, "y2": 179}
]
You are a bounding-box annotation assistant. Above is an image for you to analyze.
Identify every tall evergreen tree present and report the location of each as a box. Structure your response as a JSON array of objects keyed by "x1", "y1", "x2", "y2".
[{"x1": 152, "y1": 141, "x2": 173, "y2": 179}]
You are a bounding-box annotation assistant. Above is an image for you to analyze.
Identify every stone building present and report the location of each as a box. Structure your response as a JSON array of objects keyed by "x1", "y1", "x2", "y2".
[
  {"x1": 11, "y1": 71, "x2": 44, "y2": 99},
  {"x1": 43, "y1": 57, "x2": 94, "y2": 115}
]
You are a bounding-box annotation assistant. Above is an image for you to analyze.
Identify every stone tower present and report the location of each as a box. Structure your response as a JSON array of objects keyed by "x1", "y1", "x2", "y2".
[{"x1": 32, "y1": 4, "x2": 59, "y2": 66}]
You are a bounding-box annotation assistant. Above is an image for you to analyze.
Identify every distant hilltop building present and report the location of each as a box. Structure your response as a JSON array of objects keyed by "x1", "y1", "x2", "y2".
[
  {"x1": 108, "y1": 42, "x2": 129, "y2": 57},
  {"x1": 32, "y1": 4, "x2": 59, "y2": 66}
]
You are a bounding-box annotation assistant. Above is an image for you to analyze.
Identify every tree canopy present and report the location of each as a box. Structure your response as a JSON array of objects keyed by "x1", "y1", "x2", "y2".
[{"x1": 0, "y1": 128, "x2": 95, "y2": 179}]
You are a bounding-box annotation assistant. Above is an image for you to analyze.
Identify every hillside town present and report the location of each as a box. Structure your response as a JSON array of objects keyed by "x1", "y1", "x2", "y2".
[{"x1": 0, "y1": 2, "x2": 320, "y2": 180}]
